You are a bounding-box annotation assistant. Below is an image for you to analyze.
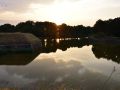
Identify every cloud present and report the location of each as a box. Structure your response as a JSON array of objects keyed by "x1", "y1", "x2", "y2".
[
  {"x1": 0, "y1": 0, "x2": 55, "y2": 12},
  {"x1": 55, "y1": 77, "x2": 63, "y2": 82},
  {"x1": 67, "y1": 0, "x2": 80, "y2": 2},
  {"x1": 0, "y1": 19, "x2": 21, "y2": 25},
  {"x1": 0, "y1": 0, "x2": 120, "y2": 26},
  {"x1": 78, "y1": 68, "x2": 86, "y2": 75},
  {"x1": 0, "y1": 67, "x2": 37, "y2": 87}
]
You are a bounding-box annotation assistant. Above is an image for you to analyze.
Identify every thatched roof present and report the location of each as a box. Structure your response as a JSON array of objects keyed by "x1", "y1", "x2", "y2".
[
  {"x1": 0, "y1": 33, "x2": 38, "y2": 45},
  {"x1": 0, "y1": 33, "x2": 41, "y2": 52}
]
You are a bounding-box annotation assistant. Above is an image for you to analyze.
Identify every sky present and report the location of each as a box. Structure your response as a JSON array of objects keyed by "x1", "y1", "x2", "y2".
[{"x1": 0, "y1": 0, "x2": 120, "y2": 26}]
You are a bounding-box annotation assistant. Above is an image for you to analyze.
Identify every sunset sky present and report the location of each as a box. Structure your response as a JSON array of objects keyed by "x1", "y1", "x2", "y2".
[{"x1": 0, "y1": 0, "x2": 120, "y2": 26}]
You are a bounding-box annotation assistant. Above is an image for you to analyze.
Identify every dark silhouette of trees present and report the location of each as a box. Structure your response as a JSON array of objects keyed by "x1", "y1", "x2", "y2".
[
  {"x1": 58, "y1": 24, "x2": 93, "y2": 38},
  {"x1": 42, "y1": 21, "x2": 57, "y2": 39},
  {"x1": 0, "y1": 21, "x2": 94, "y2": 38},
  {"x1": 0, "y1": 17, "x2": 120, "y2": 38},
  {"x1": 72, "y1": 25, "x2": 93, "y2": 38},
  {"x1": 15, "y1": 21, "x2": 35, "y2": 33},
  {"x1": 94, "y1": 17, "x2": 120, "y2": 36},
  {"x1": 58, "y1": 23, "x2": 71, "y2": 38},
  {"x1": 0, "y1": 24, "x2": 15, "y2": 32},
  {"x1": 15, "y1": 21, "x2": 57, "y2": 38}
]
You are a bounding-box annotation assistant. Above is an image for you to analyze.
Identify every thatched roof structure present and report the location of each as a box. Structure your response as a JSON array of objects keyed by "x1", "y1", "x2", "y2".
[{"x1": 0, "y1": 33, "x2": 41, "y2": 52}]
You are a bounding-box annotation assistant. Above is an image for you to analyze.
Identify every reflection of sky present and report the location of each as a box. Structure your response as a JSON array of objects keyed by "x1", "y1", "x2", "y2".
[
  {"x1": 0, "y1": 46, "x2": 120, "y2": 89},
  {"x1": 36, "y1": 46, "x2": 120, "y2": 77}
]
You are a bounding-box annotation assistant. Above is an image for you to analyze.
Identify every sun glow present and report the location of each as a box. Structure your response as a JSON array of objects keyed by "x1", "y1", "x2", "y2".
[
  {"x1": 30, "y1": 1, "x2": 75, "y2": 25},
  {"x1": 0, "y1": 0, "x2": 120, "y2": 26}
]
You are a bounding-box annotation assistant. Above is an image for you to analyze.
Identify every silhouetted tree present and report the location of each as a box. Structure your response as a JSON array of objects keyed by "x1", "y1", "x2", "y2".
[
  {"x1": 0, "y1": 24, "x2": 15, "y2": 32},
  {"x1": 0, "y1": 17, "x2": 119, "y2": 38},
  {"x1": 15, "y1": 21, "x2": 57, "y2": 38},
  {"x1": 58, "y1": 23, "x2": 71, "y2": 38},
  {"x1": 43, "y1": 21, "x2": 57, "y2": 38},
  {"x1": 15, "y1": 21, "x2": 35, "y2": 33},
  {"x1": 58, "y1": 24, "x2": 93, "y2": 38},
  {"x1": 94, "y1": 17, "x2": 120, "y2": 36}
]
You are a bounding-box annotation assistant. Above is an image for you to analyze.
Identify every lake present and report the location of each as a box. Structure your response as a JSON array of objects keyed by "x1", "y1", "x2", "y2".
[{"x1": 0, "y1": 39, "x2": 120, "y2": 90}]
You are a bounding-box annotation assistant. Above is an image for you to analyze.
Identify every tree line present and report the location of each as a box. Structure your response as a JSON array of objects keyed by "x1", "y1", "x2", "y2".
[
  {"x1": 94, "y1": 17, "x2": 120, "y2": 37},
  {"x1": 0, "y1": 17, "x2": 120, "y2": 38}
]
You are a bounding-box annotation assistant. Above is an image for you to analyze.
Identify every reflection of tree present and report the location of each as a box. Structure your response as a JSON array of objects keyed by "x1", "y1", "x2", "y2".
[
  {"x1": 41, "y1": 38, "x2": 91, "y2": 53},
  {"x1": 0, "y1": 52, "x2": 40, "y2": 65},
  {"x1": 41, "y1": 39, "x2": 58, "y2": 53},
  {"x1": 0, "y1": 38, "x2": 91, "y2": 65},
  {"x1": 92, "y1": 44, "x2": 120, "y2": 63},
  {"x1": 2, "y1": 39, "x2": 120, "y2": 65}
]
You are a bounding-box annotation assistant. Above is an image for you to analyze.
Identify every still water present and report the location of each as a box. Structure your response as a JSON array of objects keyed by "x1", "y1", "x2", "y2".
[{"x1": 0, "y1": 39, "x2": 120, "y2": 90}]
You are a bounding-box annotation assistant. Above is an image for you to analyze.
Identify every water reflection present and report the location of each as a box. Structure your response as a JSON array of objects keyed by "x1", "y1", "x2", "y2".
[
  {"x1": 1, "y1": 57, "x2": 120, "y2": 89},
  {"x1": 0, "y1": 38, "x2": 120, "y2": 89},
  {"x1": 41, "y1": 38, "x2": 90, "y2": 53},
  {"x1": 92, "y1": 44, "x2": 120, "y2": 64},
  {"x1": 0, "y1": 38, "x2": 90, "y2": 65},
  {"x1": 0, "y1": 52, "x2": 40, "y2": 65},
  {"x1": 41, "y1": 38, "x2": 120, "y2": 64},
  {"x1": 1, "y1": 38, "x2": 120, "y2": 65}
]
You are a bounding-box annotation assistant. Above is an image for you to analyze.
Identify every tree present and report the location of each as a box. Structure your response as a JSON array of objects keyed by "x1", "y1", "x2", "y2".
[
  {"x1": 94, "y1": 17, "x2": 120, "y2": 36},
  {"x1": 0, "y1": 24, "x2": 15, "y2": 32},
  {"x1": 15, "y1": 21, "x2": 35, "y2": 33}
]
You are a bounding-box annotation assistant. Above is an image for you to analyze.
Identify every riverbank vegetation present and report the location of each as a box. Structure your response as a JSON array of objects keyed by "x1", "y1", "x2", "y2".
[{"x1": 0, "y1": 17, "x2": 120, "y2": 39}]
